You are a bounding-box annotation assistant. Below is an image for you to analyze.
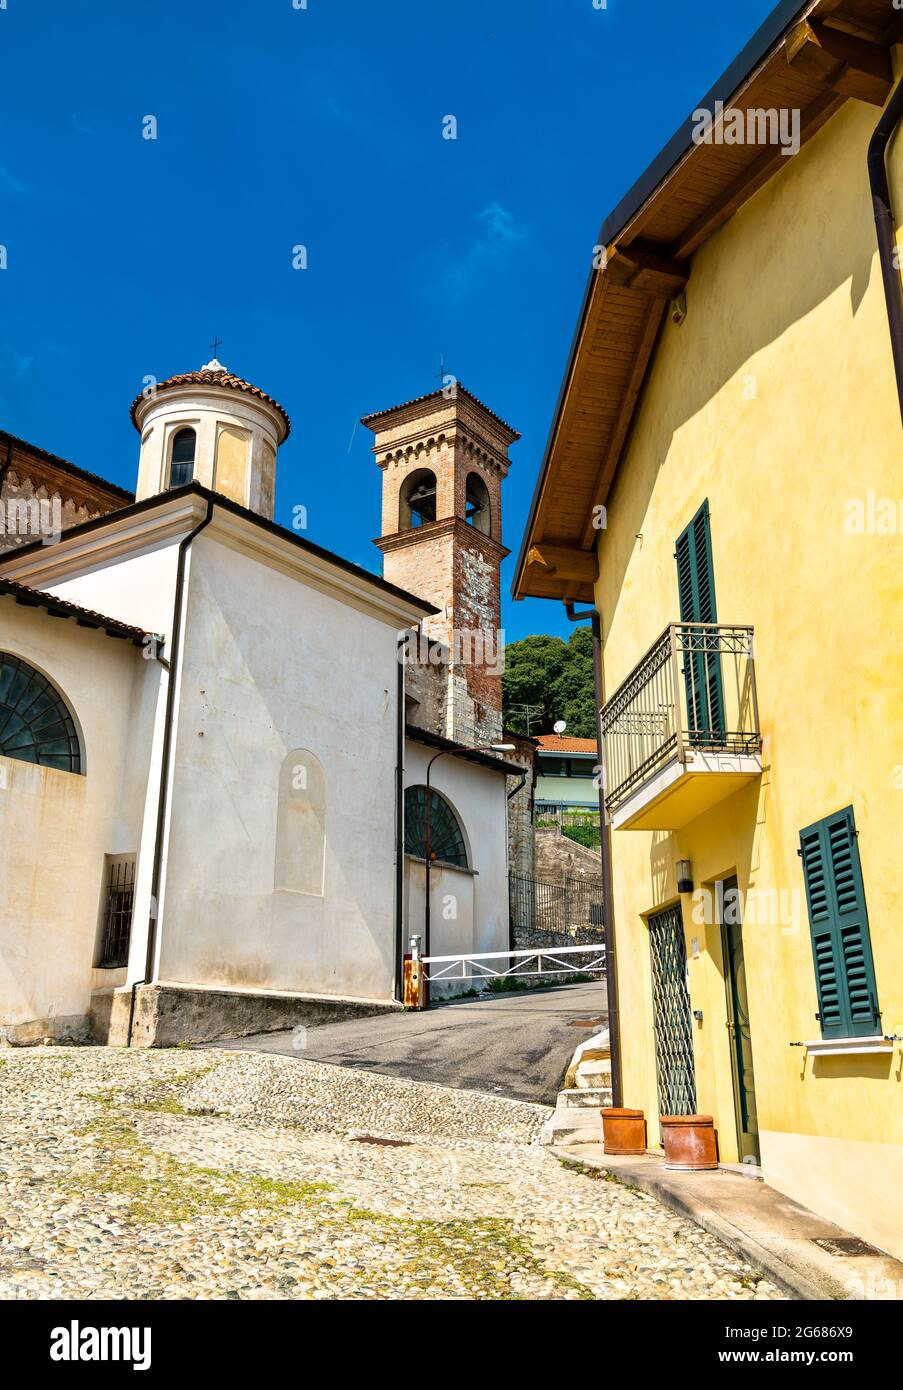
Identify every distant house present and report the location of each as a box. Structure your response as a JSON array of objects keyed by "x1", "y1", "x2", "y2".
[{"x1": 534, "y1": 734, "x2": 598, "y2": 813}]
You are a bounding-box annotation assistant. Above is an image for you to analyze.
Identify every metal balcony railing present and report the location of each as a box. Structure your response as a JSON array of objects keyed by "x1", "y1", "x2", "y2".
[{"x1": 600, "y1": 623, "x2": 761, "y2": 816}]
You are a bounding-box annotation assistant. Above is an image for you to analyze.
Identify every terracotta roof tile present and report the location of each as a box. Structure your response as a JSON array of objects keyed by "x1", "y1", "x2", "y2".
[
  {"x1": 535, "y1": 734, "x2": 597, "y2": 754},
  {"x1": 361, "y1": 384, "x2": 520, "y2": 442},
  {"x1": 0, "y1": 577, "x2": 151, "y2": 645},
  {"x1": 129, "y1": 366, "x2": 290, "y2": 440}
]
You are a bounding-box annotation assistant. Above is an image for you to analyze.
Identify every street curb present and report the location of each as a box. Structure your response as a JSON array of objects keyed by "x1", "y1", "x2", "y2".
[{"x1": 553, "y1": 1150, "x2": 838, "y2": 1300}]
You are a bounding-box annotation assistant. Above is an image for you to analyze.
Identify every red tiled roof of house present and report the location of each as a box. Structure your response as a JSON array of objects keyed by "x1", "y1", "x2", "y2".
[
  {"x1": 129, "y1": 364, "x2": 291, "y2": 440},
  {"x1": 535, "y1": 733, "x2": 597, "y2": 754}
]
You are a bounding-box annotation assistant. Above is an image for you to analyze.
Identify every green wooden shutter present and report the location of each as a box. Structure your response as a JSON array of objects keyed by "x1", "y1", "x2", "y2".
[
  {"x1": 675, "y1": 501, "x2": 724, "y2": 740},
  {"x1": 799, "y1": 806, "x2": 880, "y2": 1039}
]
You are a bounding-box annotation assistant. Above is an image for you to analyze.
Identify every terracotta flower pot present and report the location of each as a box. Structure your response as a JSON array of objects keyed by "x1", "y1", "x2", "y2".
[
  {"x1": 660, "y1": 1114, "x2": 718, "y2": 1170},
  {"x1": 601, "y1": 1107, "x2": 646, "y2": 1155}
]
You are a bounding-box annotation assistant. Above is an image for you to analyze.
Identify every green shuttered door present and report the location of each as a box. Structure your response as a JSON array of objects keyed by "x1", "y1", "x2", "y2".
[{"x1": 799, "y1": 806, "x2": 880, "y2": 1039}]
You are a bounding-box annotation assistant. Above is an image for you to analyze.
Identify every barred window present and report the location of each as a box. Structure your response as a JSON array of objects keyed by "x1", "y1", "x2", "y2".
[
  {"x1": 0, "y1": 653, "x2": 81, "y2": 773},
  {"x1": 98, "y1": 858, "x2": 136, "y2": 969}
]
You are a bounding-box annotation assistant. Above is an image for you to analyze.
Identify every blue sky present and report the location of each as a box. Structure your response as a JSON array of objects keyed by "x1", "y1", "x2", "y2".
[{"x1": 1, "y1": 0, "x2": 774, "y2": 640}]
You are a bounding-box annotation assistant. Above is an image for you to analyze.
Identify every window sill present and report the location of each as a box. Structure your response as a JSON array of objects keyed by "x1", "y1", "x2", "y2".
[
  {"x1": 802, "y1": 1036, "x2": 894, "y2": 1057},
  {"x1": 404, "y1": 854, "x2": 478, "y2": 877}
]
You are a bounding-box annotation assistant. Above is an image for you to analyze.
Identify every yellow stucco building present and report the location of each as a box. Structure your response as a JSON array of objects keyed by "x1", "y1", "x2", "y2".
[{"x1": 515, "y1": 0, "x2": 903, "y2": 1262}]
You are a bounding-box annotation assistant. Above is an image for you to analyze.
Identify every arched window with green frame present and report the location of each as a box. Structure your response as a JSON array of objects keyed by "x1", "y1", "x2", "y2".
[
  {"x1": 404, "y1": 785, "x2": 468, "y2": 868},
  {"x1": 0, "y1": 653, "x2": 82, "y2": 773}
]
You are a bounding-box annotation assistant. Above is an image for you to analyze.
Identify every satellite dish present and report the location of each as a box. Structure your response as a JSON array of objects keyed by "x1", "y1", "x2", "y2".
[{"x1": 553, "y1": 719, "x2": 567, "y2": 735}]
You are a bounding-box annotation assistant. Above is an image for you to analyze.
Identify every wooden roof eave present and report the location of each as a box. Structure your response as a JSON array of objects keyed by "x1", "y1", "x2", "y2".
[{"x1": 512, "y1": 0, "x2": 902, "y2": 605}]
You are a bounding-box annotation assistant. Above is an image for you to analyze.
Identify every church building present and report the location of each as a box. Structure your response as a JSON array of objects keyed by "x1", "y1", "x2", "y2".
[{"x1": 0, "y1": 362, "x2": 523, "y2": 1045}]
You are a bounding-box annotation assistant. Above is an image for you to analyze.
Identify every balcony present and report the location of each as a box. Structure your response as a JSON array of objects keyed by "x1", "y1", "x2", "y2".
[{"x1": 600, "y1": 623, "x2": 762, "y2": 831}]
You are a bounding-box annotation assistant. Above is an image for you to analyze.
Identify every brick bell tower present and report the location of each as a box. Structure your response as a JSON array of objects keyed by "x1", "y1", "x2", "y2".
[{"x1": 363, "y1": 383, "x2": 519, "y2": 747}]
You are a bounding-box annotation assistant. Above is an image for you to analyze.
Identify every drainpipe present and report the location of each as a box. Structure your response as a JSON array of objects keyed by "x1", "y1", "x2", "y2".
[
  {"x1": 394, "y1": 633, "x2": 407, "y2": 1003},
  {"x1": 127, "y1": 493, "x2": 215, "y2": 1044},
  {"x1": 506, "y1": 764, "x2": 529, "y2": 952},
  {"x1": 565, "y1": 602, "x2": 623, "y2": 1108},
  {"x1": 869, "y1": 73, "x2": 903, "y2": 429},
  {"x1": 506, "y1": 767, "x2": 528, "y2": 802}
]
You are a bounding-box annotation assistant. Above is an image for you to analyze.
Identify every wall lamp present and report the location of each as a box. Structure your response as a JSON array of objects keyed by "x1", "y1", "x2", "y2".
[{"x1": 676, "y1": 859, "x2": 694, "y2": 894}]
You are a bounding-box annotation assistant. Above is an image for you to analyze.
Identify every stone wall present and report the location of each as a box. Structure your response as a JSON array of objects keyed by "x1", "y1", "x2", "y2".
[
  {"x1": 534, "y1": 827, "x2": 604, "y2": 885},
  {"x1": 510, "y1": 921, "x2": 606, "y2": 952}
]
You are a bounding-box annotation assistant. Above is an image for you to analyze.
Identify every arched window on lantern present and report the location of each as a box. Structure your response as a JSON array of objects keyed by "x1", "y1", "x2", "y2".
[{"x1": 169, "y1": 427, "x2": 197, "y2": 488}]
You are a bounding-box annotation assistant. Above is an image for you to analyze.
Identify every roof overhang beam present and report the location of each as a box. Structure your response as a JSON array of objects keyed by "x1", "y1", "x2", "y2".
[{"x1": 784, "y1": 19, "x2": 895, "y2": 107}]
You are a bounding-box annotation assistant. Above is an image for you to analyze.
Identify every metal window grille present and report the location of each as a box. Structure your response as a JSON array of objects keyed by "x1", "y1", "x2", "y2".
[
  {"x1": 98, "y1": 859, "x2": 135, "y2": 968},
  {"x1": 648, "y1": 903, "x2": 697, "y2": 1119}
]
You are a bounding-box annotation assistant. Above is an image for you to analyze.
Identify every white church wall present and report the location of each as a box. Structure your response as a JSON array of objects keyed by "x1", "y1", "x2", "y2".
[
  {"x1": 404, "y1": 856, "x2": 475, "y2": 999},
  {"x1": 20, "y1": 535, "x2": 183, "y2": 641},
  {"x1": 155, "y1": 532, "x2": 403, "y2": 1002},
  {"x1": 0, "y1": 491, "x2": 202, "y2": 642},
  {"x1": 403, "y1": 742, "x2": 510, "y2": 967},
  {"x1": 0, "y1": 602, "x2": 156, "y2": 1040}
]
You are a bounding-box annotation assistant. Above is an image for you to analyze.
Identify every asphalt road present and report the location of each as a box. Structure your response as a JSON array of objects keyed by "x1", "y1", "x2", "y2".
[{"x1": 208, "y1": 981, "x2": 607, "y2": 1106}]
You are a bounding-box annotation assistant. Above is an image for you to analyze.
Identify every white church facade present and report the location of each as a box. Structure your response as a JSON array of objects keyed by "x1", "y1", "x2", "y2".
[{"x1": 0, "y1": 363, "x2": 523, "y2": 1045}]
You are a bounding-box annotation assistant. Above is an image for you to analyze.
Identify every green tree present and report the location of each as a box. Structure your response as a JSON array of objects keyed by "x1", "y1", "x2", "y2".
[{"x1": 502, "y1": 628, "x2": 597, "y2": 739}]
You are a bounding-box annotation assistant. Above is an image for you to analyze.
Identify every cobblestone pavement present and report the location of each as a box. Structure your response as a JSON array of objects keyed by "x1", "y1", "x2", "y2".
[{"x1": 0, "y1": 1049, "x2": 786, "y2": 1301}]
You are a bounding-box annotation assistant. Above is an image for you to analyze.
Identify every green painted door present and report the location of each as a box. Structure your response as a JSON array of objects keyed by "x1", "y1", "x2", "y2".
[
  {"x1": 675, "y1": 500, "x2": 725, "y2": 744},
  {"x1": 720, "y1": 877, "x2": 759, "y2": 1164}
]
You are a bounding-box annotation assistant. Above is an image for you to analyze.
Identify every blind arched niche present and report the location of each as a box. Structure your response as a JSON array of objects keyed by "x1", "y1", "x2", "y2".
[{"x1": 275, "y1": 749, "x2": 326, "y2": 896}]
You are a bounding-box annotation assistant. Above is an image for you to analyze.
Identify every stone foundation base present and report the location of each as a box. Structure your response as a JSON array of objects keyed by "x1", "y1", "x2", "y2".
[
  {"x1": 1, "y1": 1014, "x2": 91, "y2": 1047},
  {"x1": 92, "y1": 983, "x2": 401, "y2": 1047}
]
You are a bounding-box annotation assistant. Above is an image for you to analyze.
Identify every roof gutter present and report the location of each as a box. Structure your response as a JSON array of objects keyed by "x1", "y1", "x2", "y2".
[
  {"x1": 127, "y1": 494, "x2": 216, "y2": 1044},
  {"x1": 868, "y1": 72, "x2": 903, "y2": 429}
]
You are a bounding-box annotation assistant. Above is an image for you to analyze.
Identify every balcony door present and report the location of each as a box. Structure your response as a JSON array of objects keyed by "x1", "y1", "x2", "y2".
[
  {"x1": 719, "y1": 877, "x2": 759, "y2": 1163},
  {"x1": 676, "y1": 500, "x2": 725, "y2": 745}
]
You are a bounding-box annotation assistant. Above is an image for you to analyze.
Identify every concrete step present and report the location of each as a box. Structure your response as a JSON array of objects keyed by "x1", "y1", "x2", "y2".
[
  {"x1": 540, "y1": 1106, "x2": 606, "y2": 1147},
  {"x1": 559, "y1": 1087, "x2": 612, "y2": 1109},
  {"x1": 575, "y1": 1061, "x2": 612, "y2": 1089}
]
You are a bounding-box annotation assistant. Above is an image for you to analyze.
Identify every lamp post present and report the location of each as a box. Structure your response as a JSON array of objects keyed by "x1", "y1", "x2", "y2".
[{"x1": 421, "y1": 742, "x2": 515, "y2": 1005}]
